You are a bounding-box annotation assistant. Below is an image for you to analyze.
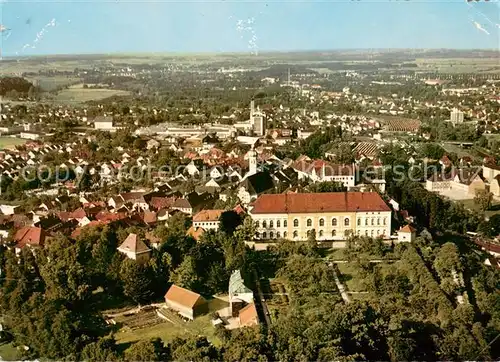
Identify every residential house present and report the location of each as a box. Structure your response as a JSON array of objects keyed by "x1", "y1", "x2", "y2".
[
  {"x1": 490, "y1": 175, "x2": 500, "y2": 197},
  {"x1": 398, "y1": 225, "x2": 416, "y2": 242},
  {"x1": 237, "y1": 172, "x2": 275, "y2": 204},
  {"x1": 164, "y1": 284, "x2": 208, "y2": 320},
  {"x1": 14, "y1": 226, "x2": 45, "y2": 254},
  {"x1": 192, "y1": 209, "x2": 224, "y2": 231}
]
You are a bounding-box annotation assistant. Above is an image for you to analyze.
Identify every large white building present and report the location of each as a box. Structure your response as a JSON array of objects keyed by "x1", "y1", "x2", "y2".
[
  {"x1": 249, "y1": 192, "x2": 391, "y2": 241},
  {"x1": 450, "y1": 108, "x2": 464, "y2": 125}
]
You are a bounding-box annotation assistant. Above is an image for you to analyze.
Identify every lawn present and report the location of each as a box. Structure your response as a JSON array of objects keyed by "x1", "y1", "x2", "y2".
[
  {"x1": 336, "y1": 263, "x2": 367, "y2": 292},
  {"x1": 0, "y1": 137, "x2": 26, "y2": 149},
  {"x1": 0, "y1": 343, "x2": 21, "y2": 361},
  {"x1": 459, "y1": 199, "x2": 500, "y2": 219},
  {"x1": 54, "y1": 84, "x2": 130, "y2": 104}
]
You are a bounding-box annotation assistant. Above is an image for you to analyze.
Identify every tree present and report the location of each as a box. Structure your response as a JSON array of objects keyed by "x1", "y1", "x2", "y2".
[
  {"x1": 80, "y1": 337, "x2": 119, "y2": 361},
  {"x1": 41, "y1": 235, "x2": 93, "y2": 305},
  {"x1": 120, "y1": 259, "x2": 154, "y2": 304},
  {"x1": 169, "y1": 256, "x2": 200, "y2": 292},
  {"x1": 124, "y1": 338, "x2": 170, "y2": 361},
  {"x1": 478, "y1": 214, "x2": 500, "y2": 237},
  {"x1": 220, "y1": 210, "x2": 243, "y2": 235},
  {"x1": 170, "y1": 336, "x2": 220, "y2": 361},
  {"x1": 474, "y1": 190, "x2": 493, "y2": 212}
]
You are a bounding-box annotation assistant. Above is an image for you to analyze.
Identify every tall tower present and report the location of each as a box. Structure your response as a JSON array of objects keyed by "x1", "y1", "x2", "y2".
[
  {"x1": 250, "y1": 100, "x2": 255, "y2": 125},
  {"x1": 248, "y1": 145, "x2": 258, "y2": 175}
]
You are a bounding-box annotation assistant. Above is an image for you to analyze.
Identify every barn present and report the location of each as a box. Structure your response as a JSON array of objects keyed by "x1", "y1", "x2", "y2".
[{"x1": 164, "y1": 284, "x2": 208, "y2": 320}]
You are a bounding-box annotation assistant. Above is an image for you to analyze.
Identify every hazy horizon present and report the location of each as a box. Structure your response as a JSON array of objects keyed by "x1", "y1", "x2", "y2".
[{"x1": 1, "y1": 0, "x2": 499, "y2": 57}]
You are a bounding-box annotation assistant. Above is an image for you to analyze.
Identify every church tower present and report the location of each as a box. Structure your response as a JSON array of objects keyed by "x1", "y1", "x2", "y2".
[{"x1": 248, "y1": 145, "x2": 258, "y2": 176}]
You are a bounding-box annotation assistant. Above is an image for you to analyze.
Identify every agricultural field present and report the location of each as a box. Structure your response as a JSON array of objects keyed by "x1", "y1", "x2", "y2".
[
  {"x1": 0, "y1": 137, "x2": 26, "y2": 149},
  {"x1": 53, "y1": 84, "x2": 131, "y2": 104},
  {"x1": 415, "y1": 58, "x2": 500, "y2": 74}
]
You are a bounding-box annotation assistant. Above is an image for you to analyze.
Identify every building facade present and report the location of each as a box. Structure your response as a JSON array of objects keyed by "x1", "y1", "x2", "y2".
[{"x1": 250, "y1": 192, "x2": 391, "y2": 241}]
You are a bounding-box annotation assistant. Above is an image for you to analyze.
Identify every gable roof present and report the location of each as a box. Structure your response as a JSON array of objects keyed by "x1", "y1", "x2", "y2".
[
  {"x1": 399, "y1": 225, "x2": 416, "y2": 233},
  {"x1": 118, "y1": 233, "x2": 151, "y2": 254},
  {"x1": 186, "y1": 226, "x2": 205, "y2": 241},
  {"x1": 240, "y1": 171, "x2": 275, "y2": 196},
  {"x1": 193, "y1": 209, "x2": 224, "y2": 222},
  {"x1": 251, "y1": 192, "x2": 390, "y2": 214},
  {"x1": 239, "y1": 303, "x2": 259, "y2": 326},
  {"x1": 164, "y1": 284, "x2": 205, "y2": 308},
  {"x1": 14, "y1": 227, "x2": 45, "y2": 248}
]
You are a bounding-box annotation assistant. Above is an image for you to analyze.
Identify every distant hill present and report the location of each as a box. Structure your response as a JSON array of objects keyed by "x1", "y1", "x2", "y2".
[{"x1": 0, "y1": 77, "x2": 34, "y2": 96}]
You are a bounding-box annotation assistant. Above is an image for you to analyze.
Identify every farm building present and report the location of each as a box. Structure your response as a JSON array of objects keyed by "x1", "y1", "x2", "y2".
[{"x1": 164, "y1": 284, "x2": 208, "y2": 320}]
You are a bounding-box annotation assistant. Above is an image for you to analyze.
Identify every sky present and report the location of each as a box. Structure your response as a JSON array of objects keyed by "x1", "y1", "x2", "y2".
[{"x1": 0, "y1": 0, "x2": 499, "y2": 56}]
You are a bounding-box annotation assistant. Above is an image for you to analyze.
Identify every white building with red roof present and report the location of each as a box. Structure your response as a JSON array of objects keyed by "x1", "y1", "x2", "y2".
[{"x1": 249, "y1": 192, "x2": 391, "y2": 241}]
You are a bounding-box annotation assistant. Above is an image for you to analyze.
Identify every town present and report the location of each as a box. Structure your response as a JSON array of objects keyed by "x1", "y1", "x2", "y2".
[{"x1": 0, "y1": 49, "x2": 499, "y2": 361}]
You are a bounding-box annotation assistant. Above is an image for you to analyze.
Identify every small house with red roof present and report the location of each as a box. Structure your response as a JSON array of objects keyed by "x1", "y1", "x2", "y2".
[
  {"x1": 14, "y1": 226, "x2": 45, "y2": 254},
  {"x1": 398, "y1": 225, "x2": 416, "y2": 243}
]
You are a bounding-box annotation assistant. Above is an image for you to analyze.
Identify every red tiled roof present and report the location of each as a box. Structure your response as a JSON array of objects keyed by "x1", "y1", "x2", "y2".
[
  {"x1": 399, "y1": 225, "x2": 416, "y2": 233},
  {"x1": 186, "y1": 226, "x2": 205, "y2": 241},
  {"x1": 14, "y1": 227, "x2": 45, "y2": 248},
  {"x1": 150, "y1": 196, "x2": 176, "y2": 210},
  {"x1": 95, "y1": 211, "x2": 127, "y2": 222},
  {"x1": 164, "y1": 284, "x2": 204, "y2": 308},
  {"x1": 193, "y1": 209, "x2": 223, "y2": 222},
  {"x1": 251, "y1": 192, "x2": 390, "y2": 214},
  {"x1": 239, "y1": 303, "x2": 259, "y2": 327}
]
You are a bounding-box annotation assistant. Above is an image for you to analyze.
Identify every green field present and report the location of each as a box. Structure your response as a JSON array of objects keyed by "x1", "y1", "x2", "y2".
[
  {"x1": 336, "y1": 263, "x2": 367, "y2": 292},
  {"x1": 54, "y1": 84, "x2": 131, "y2": 104},
  {"x1": 25, "y1": 76, "x2": 82, "y2": 91},
  {"x1": 0, "y1": 137, "x2": 26, "y2": 149},
  {"x1": 459, "y1": 199, "x2": 500, "y2": 219},
  {"x1": 0, "y1": 343, "x2": 21, "y2": 361}
]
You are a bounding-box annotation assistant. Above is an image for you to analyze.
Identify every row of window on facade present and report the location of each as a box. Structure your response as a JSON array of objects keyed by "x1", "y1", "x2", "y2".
[
  {"x1": 256, "y1": 217, "x2": 387, "y2": 229},
  {"x1": 256, "y1": 228, "x2": 386, "y2": 239}
]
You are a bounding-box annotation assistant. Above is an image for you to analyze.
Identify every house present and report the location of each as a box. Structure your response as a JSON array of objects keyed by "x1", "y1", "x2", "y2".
[
  {"x1": 14, "y1": 226, "x2": 45, "y2": 253},
  {"x1": 164, "y1": 284, "x2": 208, "y2": 320},
  {"x1": 117, "y1": 233, "x2": 152, "y2": 263},
  {"x1": 292, "y1": 159, "x2": 356, "y2": 188},
  {"x1": 192, "y1": 209, "x2": 224, "y2": 231},
  {"x1": 146, "y1": 139, "x2": 161, "y2": 150},
  {"x1": 186, "y1": 226, "x2": 205, "y2": 241},
  {"x1": 229, "y1": 270, "x2": 254, "y2": 317},
  {"x1": 483, "y1": 163, "x2": 500, "y2": 183},
  {"x1": 398, "y1": 225, "x2": 416, "y2": 243},
  {"x1": 250, "y1": 192, "x2": 392, "y2": 241},
  {"x1": 93, "y1": 116, "x2": 114, "y2": 131},
  {"x1": 490, "y1": 175, "x2": 500, "y2": 197},
  {"x1": 238, "y1": 303, "x2": 259, "y2": 327},
  {"x1": 237, "y1": 172, "x2": 275, "y2": 204},
  {"x1": 0, "y1": 204, "x2": 20, "y2": 215}
]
